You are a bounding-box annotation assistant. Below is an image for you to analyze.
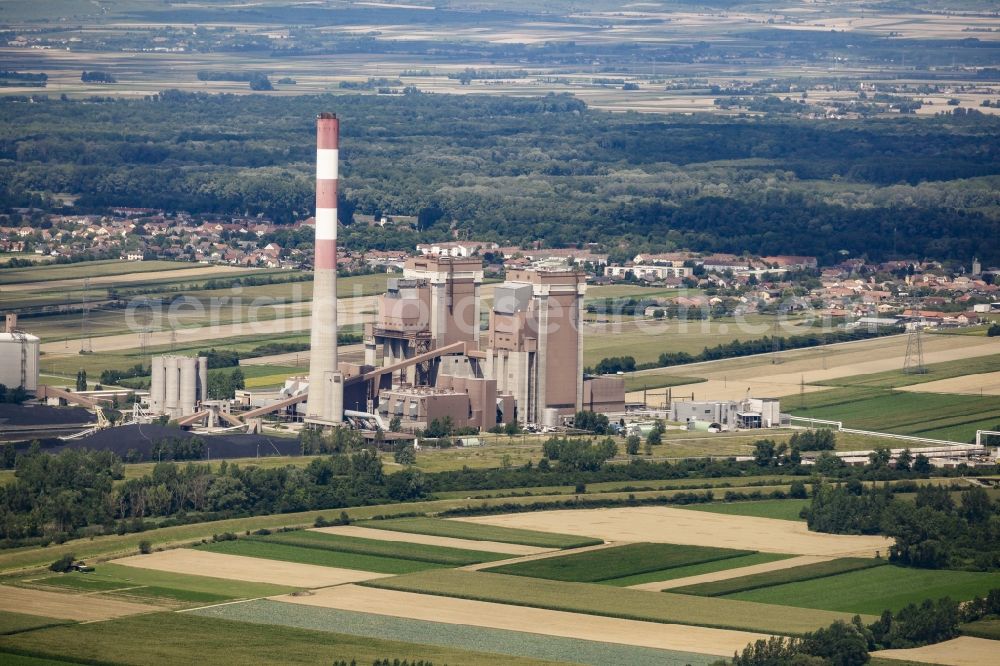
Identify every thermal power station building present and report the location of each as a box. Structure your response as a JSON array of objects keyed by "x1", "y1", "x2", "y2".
[
  {"x1": 294, "y1": 114, "x2": 618, "y2": 432},
  {"x1": 148, "y1": 355, "x2": 208, "y2": 420}
]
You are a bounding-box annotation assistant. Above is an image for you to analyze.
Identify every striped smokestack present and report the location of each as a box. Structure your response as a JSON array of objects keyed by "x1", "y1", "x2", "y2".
[{"x1": 307, "y1": 112, "x2": 343, "y2": 423}]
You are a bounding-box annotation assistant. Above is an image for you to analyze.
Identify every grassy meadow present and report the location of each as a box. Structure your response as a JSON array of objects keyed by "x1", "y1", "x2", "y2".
[{"x1": 671, "y1": 558, "x2": 886, "y2": 597}]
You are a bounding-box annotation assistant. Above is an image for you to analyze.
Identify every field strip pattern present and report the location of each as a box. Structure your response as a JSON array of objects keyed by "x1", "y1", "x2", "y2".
[
  {"x1": 461, "y1": 541, "x2": 622, "y2": 571},
  {"x1": 898, "y1": 370, "x2": 1000, "y2": 396},
  {"x1": 112, "y1": 549, "x2": 392, "y2": 587},
  {"x1": 191, "y1": 599, "x2": 720, "y2": 666},
  {"x1": 629, "y1": 555, "x2": 835, "y2": 591},
  {"x1": 309, "y1": 525, "x2": 553, "y2": 555},
  {"x1": 268, "y1": 584, "x2": 768, "y2": 657},
  {"x1": 872, "y1": 636, "x2": 1000, "y2": 665},
  {"x1": 0, "y1": 586, "x2": 158, "y2": 622},
  {"x1": 453, "y1": 507, "x2": 892, "y2": 556}
]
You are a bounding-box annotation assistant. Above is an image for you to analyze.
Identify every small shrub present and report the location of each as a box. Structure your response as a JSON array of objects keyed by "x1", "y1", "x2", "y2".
[
  {"x1": 138, "y1": 540, "x2": 152, "y2": 554},
  {"x1": 49, "y1": 553, "x2": 76, "y2": 573}
]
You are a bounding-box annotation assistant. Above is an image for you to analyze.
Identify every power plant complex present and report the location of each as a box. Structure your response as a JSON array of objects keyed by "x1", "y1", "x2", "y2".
[{"x1": 291, "y1": 112, "x2": 621, "y2": 432}]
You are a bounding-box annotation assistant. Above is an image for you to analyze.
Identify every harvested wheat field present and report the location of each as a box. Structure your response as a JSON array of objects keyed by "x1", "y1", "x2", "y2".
[
  {"x1": 631, "y1": 555, "x2": 834, "y2": 591},
  {"x1": 627, "y1": 336, "x2": 1000, "y2": 403},
  {"x1": 274, "y1": 584, "x2": 768, "y2": 656},
  {"x1": 309, "y1": 526, "x2": 552, "y2": 556},
  {"x1": 454, "y1": 507, "x2": 892, "y2": 557},
  {"x1": 873, "y1": 636, "x2": 1000, "y2": 665},
  {"x1": 899, "y1": 371, "x2": 1000, "y2": 396},
  {"x1": 0, "y1": 585, "x2": 158, "y2": 621},
  {"x1": 113, "y1": 549, "x2": 392, "y2": 588}
]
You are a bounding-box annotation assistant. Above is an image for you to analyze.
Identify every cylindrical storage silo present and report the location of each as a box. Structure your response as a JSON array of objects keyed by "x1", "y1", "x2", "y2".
[
  {"x1": 179, "y1": 357, "x2": 196, "y2": 416},
  {"x1": 150, "y1": 357, "x2": 166, "y2": 415},
  {"x1": 164, "y1": 356, "x2": 179, "y2": 418},
  {"x1": 198, "y1": 356, "x2": 208, "y2": 403},
  {"x1": 329, "y1": 372, "x2": 343, "y2": 422}
]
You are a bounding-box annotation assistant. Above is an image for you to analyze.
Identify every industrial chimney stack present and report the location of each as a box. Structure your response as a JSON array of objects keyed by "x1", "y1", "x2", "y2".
[{"x1": 306, "y1": 113, "x2": 344, "y2": 424}]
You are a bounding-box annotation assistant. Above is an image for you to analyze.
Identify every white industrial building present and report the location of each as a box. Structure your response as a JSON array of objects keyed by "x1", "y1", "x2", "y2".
[
  {"x1": 0, "y1": 314, "x2": 39, "y2": 393},
  {"x1": 147, "y1": 355, "x2": 209, "y2": 420},
  {"x1": 670, "y1": 397, "x2": 782, "y2": 431}
]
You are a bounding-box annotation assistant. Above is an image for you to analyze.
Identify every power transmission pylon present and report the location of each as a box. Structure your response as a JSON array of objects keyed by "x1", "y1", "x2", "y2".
[
  {"x1": 771, "y1": 319, "x2": 783, "y2": 364},
  {"x1": 903, "y1": 326, "x2": 926, "y2": 375},
  {"x1": 80, "y1": 278, "x2": 92, "y2": 353}
]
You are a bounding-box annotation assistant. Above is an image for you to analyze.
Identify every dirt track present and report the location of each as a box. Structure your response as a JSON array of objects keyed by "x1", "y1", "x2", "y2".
[
  {"x1": 309, "y1": 525, "x2": 552, "y2": 556},
  {"x1": 627, "y1": 336, "x2": 1000, "y2": 402},
  {"x1": 274, "y1": 584, "x2": 768, "y2": 657},
  {"x1": 630, "y1": 555, "x2": 834, "y2": 591},
  {"x1": 113, "y1": 549, "x2": 392, "y2": 588},
  {"x1": 454, "y1": 507, "x2": 892, "y2": 557},
  {"x1": 0, "y1": 585, "x2": 158, "y2": 621},
  {"x1": 873, "y1": 636, "x2": 1000, "y2": 665}
]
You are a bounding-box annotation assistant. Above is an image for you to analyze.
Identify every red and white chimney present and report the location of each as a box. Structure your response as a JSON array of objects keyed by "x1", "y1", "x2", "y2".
[{"x1": 307, "y1": 113, "x2": 343, "y2": 423}]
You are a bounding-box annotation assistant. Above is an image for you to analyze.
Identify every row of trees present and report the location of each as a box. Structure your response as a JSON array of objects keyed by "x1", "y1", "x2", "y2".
[
  {"x1": 735, "y1": 589, "x2": 1000, "y2": 665},
  {"x1": 804, "y1": 482, "x2": 1000, "y2": 570},
  {"x1": 3, "y1": 92, "x2": 998, "y2": 262}
]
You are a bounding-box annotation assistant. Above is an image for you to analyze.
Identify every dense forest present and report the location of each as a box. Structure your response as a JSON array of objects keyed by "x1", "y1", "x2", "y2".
[{"x1": 2, "y1": 91, "x2": 999, "y2": 264}]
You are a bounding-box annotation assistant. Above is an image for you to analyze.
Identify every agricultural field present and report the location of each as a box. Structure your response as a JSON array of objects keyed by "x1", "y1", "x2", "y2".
[
  {"x1": 456, "y1": 507, "x2": 892, "y2": 557},
  {"x1": 680, "y1": 499, "x2": 810, "y2": 522},
  {"x1": 625, "y1": 333, "x2": 1000, "y2": 405},
  {"x1": 194, "y1": 599, "x2": 721, "y2": 666},
  {"x1": 960, "y1": 618, "x2": 1000, "y2": 640},
  {"x1": 485, "y1": 543, "x2": 753, "y2": 583},
  {"x1": 0, "y1": 586, "x2": 158, "y2": 622},
  {"x1": 0, "y1": 612, "x2": 69, "y2": 636},
  {"x1": 196, "y1": 539, "x2": 444, "y2": 575},
  {"x1": 725, "y1": 565, "x2": 1000, "y2": 615},
  {"x1": 583, "y1": 314, "x2": 818, "y2": 367},
  {"x1": 362, "y1": 569, "x2": 874, "y2": 635},
  {"x1": 113, "y1": 549, "x2": 393, "y2": 588},
  {"x1": 788, "y1": 386, "x2": 1000, "y2": 442},
  {"x1": 0, "y1": 259, "x2": 196, "y2": 286},
  {"x1": 260, "y1": 530, "x2": 510, "y2": 566},
  {"x1": 671, "y1": 557, "x2": 886, "y2": 597},
  {"x1": 814, "y1": 354, "x2": 1000, "y2": 391},
  {"x1": 601, "y1": 552, "x2": 795, "y2": 588},
  {"x1": 0, "y1": 612, "x2": 554, "y2": 666},
  {"x1": 362, "y1": 517, "x2": 603, "y2": 549},
  {"x1": 16, "y1": 562, "x2": 293, "y2": 605}
]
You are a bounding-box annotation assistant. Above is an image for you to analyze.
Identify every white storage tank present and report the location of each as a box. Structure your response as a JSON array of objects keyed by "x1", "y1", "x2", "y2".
[
  {"x1": 179, "y1": 357, "x2": 197, "y2": 415},
  {"x1": 0, "y1": 332, "x2": 40, "y2": 392}
]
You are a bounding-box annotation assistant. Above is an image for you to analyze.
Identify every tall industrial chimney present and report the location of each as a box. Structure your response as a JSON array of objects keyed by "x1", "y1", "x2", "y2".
[{"x1": 306, "y1": 113, "x2": 344, "y2": 424}]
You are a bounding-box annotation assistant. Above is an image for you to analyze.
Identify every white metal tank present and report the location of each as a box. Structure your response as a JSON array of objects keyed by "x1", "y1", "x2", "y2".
[
  {"x1": 179, "y1": 357, "x2": 197, "y2": 415},
  {"x1": 149, "y1": 356, "x2": 165, "y2": 414},
  {"x1": 0, "y1": 332, "x2": 40, "y2": 392},
  {"x1": 164, "y1": 356, "x2": 179, "y2": 417}
]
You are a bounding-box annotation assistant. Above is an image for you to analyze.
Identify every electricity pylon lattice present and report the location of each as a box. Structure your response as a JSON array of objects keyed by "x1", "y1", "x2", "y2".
[{"x1": 903, "y1": 327, "x2": 927, "y2": 375}]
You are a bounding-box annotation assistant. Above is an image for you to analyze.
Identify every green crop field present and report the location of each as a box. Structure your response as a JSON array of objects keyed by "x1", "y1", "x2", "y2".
[
  {"x1": 363, "y1": 570, "x2": 875, "y2": 635},
  {"x1": 599, "y1": 552, "x2": 795, "y2": 587},
  {"x1": 361, "y1": 518, "x2": 602, "y2": 549},
  {"x1": 0, "y1": 612, "x2": 557, "y2": 666},
  {"x1": 485, "y1": 543, "x2": 753, "y2": 583},
  {"x1": 961, "y1": 618, "x2": 1000, "y2": 640},
  {"x1": 815, "y1": 354, "x2": 1000, "y2": 390},
  {"x1": 23, "y1": 563, "x2": 294, "y2": 602},
  {"x1": 263, "y1": 530, "x2": 508, "y2": 566},
  {"x1": 680, "y1": 499, "x2": 810, "y2": 522},
  {"x1": 725, "y1": 565, "x2": 1000, "y2": 615},
  {"x1": 788, "y1": 386, "x2": 1000, "y2": 442},
  {"x1": 672, "y1": 558, "x2": 886, "y2": 597},
  {"x1": 0, "y1": 612, "x2": 70, "y2": 637},
  {"x1": 197, "y1": 539, "x2": 444, "y2": 574},
  {"x1": 193, "y1": 600, "x2": 717, "y2": 666}
]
